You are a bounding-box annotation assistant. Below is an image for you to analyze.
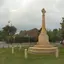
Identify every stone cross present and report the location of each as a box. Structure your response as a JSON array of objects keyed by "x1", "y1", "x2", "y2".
[
  {"x1": 41, "y1": 8, "x2": 46, "y2": 15},
  {"x1": 41, "y1": 8, "x2": 46, "y2": 33}
]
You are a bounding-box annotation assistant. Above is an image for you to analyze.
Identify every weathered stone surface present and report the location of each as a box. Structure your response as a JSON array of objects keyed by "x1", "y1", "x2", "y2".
[{"x1": 28, "y1": 8, "x2": 58, "y2": 55}]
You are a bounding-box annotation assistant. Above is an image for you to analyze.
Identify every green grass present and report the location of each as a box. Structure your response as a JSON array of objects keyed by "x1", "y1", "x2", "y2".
[{"x1": 0, "y1": 47, "x2": 64, "y2": 64}]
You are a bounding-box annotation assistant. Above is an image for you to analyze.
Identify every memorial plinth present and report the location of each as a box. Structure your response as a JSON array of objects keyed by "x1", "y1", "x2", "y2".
[{"x1": 28, "y1": 8, "x2": 58, "y2": 57}]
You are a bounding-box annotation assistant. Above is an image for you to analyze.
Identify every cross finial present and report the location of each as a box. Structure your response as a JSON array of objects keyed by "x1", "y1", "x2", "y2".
[{"x1": 41, "y1": 8, "x2": 46, "y2": 15}]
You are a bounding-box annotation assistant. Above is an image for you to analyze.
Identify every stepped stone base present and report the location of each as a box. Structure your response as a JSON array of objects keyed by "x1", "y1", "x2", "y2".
[
  {"x1": 28, "y1": 45, "x2": 57, "y2": 54},
  {"x1": 28, "y1": 32, "x2": 58, "y2": 54}
]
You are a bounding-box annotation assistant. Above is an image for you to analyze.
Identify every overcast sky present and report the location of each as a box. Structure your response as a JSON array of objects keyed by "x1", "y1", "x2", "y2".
[{"x1": 0, "y1": 0, "x2": 64, "y2": 32}]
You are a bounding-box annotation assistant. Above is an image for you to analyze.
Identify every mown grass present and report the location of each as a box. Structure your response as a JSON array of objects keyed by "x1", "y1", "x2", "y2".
[{"x1": 0, "y1": 46, "x2": 64, "y2": 64}]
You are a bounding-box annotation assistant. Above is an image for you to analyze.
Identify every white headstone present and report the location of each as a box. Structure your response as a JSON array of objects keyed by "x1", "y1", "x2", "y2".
[
  {"x1": 12, "y1": 46, "x2": 14, "y2": 54},
  {"x1": 24, "y1": 49, "x2": 28, "y2": 59},
  {"x1": 56, "y1": 48, "x2": 59, "y2": 58}
]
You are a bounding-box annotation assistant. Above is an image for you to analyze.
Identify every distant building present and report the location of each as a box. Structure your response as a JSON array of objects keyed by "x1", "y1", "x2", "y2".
[{"x1": 19, "y1": 28, "x2": 39, "y2": 38}]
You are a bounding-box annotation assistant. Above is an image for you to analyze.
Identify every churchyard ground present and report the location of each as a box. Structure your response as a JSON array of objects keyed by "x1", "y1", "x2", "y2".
[{"x1": 0, "y1": 44, "x2": 64, "y2": 64}]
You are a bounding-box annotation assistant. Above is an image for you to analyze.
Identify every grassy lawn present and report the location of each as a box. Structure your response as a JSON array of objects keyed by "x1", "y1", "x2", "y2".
[{"x1": 0, "y1": 46, "x2": 64, "y2": 64}]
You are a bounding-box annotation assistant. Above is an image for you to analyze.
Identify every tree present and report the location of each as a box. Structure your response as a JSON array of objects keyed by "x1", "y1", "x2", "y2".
[
  {"x1": 9, "y1": 26, "x2": 17, "y2": 35},
  {"x1": 3, "y1": 25, "x2": 10, "y2": 36},
  {"x1": 47, "y1": 30, "x2": 53, "y2": 42},
  {"x1": 60, "y1": 17, "x2": 64, "y2": 40},
  {"x1": 53, "y1": 29, "x2": 60, "y2": 42},
  {"x1": 3, "y1": 25, "x2": 17, "y2": 36},
  {"x1": 47, "y1": 28, "x2": 61, "y2": 42},
  {"x1": 0, "y1": 31, "x2": 4, "y2": 41},
  {"x1": 2, "y1": 25, "x2": 17, "y2": 43}
]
